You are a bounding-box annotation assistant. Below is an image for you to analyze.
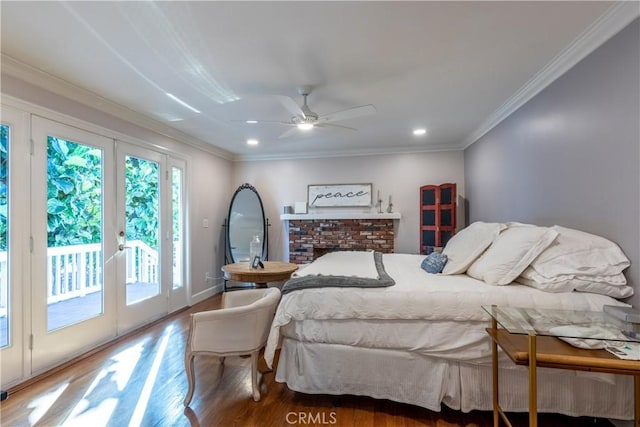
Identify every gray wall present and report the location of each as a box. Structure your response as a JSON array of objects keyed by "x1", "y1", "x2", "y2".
[{"x1": 465, "y1": 19, "x2": 640, "y2": 307}]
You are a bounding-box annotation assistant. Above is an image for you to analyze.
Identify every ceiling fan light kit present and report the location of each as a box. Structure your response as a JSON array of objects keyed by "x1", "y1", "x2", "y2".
[
  {"x1": 297, "y1": 123, "x2": 314, "y2": 130},
  {"x1": 240, "y1": 86, "x2": 376, "y2": 139}
]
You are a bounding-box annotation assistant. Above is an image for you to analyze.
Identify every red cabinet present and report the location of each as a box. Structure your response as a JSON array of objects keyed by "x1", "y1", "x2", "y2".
[{"x1": 420, "y1": 183, "x2": 456, "y2": 254}]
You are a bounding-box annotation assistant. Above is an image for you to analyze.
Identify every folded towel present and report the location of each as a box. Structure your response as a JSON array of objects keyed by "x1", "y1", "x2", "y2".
[{"x1": 549, "y1": 325, "x2": 627, "y2": 349}]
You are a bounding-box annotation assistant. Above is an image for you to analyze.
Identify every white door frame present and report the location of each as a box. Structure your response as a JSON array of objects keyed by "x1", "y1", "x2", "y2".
[
  {"x1": 167, "y1": 157, "x2": 188, "y2": 313},
  {"x1": 0, "y1": 106, "x2": 30, "y2": 387}
]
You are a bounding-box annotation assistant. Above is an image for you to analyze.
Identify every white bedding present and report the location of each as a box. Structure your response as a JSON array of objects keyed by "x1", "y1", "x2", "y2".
[{"x1": 265, "y1": 253, "x2": 627, "y2": 368}]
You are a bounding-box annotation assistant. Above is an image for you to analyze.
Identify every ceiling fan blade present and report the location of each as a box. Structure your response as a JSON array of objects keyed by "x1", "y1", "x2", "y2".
[
  {"x1": 230, "y1": 119, "x2": 294, "y2": 126},
  {"x1": 319, "y1": 104, "x2": 376, "y2": 123},
  {"x1": 278, "y1": 127, "x2": 301, "y2": 139},
  {"x1": 316, "y1": 123, "x2": 357, "y2": 131},
  {"x1": 276, "y1": 95, "x2": 305, "y2": 119}
]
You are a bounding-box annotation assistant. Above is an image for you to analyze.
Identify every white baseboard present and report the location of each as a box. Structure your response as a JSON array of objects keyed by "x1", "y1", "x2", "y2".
[{"x1": 189, "y1": 280, "x2": 223, "y2": 305}]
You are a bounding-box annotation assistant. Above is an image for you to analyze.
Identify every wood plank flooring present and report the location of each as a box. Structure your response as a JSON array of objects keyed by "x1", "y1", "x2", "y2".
[{"x1": 0, "y1": 295, "x2": 615, "y2": 426}]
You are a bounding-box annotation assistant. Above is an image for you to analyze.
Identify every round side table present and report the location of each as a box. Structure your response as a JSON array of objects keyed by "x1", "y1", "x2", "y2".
[{"x1": 221, "y1": 261, "x2": 298, "y2": 289}]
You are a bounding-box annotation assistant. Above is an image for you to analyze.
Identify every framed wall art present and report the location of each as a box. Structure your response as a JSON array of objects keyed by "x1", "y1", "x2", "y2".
[{"x1": 307, "y1": 183, "x2": 372, "y2": 208}]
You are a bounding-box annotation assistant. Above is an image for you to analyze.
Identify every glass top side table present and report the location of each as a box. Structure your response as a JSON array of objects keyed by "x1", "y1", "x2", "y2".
[
  {"x1": 482, "y1": 305, "x2": 640, "y2": 427},
  {"x1": 482, "y1": 305, "x2": 637, "y2": 343}
]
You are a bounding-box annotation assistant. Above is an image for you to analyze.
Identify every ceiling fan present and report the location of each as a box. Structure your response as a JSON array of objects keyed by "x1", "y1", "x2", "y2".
[{"x1": 241, "y1": 85, "x2": 376, "y2": 139}]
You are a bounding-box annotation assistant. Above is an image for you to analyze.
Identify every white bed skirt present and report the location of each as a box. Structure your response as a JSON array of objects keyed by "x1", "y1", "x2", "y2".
[{"x1": 275, "y1": 338, "x2": 634, "y2": 420}]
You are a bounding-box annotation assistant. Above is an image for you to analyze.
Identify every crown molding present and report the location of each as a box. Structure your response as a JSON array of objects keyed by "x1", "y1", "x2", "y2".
[
  {"x1": 0, "y1": 54, "x2": 235, "y2": 161},
  {"x1": 232, "y1": 143, "x2": 463, "y2": 162},
  {"x1": 462, "y1": 1, "x2": 640, "y2": 149}
]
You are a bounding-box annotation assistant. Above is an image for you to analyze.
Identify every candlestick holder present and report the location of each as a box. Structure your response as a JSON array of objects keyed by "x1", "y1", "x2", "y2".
[{"x1": 376, "y1": 198, "x2": 383, "y2": 213}]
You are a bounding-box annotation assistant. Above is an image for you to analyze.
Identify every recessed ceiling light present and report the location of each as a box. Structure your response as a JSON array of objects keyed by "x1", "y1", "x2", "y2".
[
  {"x1": 413, "y1": 128, "x2": 427, "y2": 136},
  {"x1": 297, "y1": 123, "x2": 314, "y2": 131},
  {"x1": 246, "y1": 120, "x2": 258, "y2": 124},
  {"x1": 247, "y1": 139, "x2": 259, "y2": 146}
]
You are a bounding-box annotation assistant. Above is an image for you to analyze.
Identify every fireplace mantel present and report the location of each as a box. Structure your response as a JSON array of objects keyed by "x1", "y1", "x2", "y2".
[{"x1": 280, "y1": 212, "x2": 401, "y2": 221}]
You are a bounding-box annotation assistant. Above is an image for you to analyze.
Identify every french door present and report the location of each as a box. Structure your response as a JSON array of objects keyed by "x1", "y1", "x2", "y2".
[
  {"x1": 27, "y1": 117, "x2": 187, "y2": 375},
  {"x1": 115, "y1": 142, "x2": 168, "y2": 333},
  {"x1": 31, "y1": 117, "x2": 118, "y2": 373},
  {"x1": 0, "y1": 106, "x2": 30, "y2": 386}
]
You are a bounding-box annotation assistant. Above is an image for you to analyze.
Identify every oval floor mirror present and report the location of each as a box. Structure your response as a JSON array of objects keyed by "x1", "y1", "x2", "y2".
[{"x1": 225, "y1": 183, "x2": 268, "y2": 265}]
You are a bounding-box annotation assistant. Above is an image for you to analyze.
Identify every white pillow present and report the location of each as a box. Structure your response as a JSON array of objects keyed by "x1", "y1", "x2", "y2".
[
  {"x1": 526, "y1": 226, "x2": 630, "y2": 278},
  {"x1": 516, "y1": 275, "x2": 634, "y2": 298},
  {"x1": 441, "y1": 222, "x2": 506, "y2": 275},
  {"x1": 467, "y1": 225, "x2": 558, "y2": 285},
  {"x1": 520, "y1": 267, "x2": 627, "y2": 286}
]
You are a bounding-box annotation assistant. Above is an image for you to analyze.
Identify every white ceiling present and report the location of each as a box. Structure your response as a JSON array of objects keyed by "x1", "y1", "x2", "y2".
[{"x1": 1, "y1": 1, "x2": 636, "y2": 160}]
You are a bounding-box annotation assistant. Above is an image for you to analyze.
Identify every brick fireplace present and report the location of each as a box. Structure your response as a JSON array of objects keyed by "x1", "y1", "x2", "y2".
[{"x1": 287, "y1": 218, "x2": 396, "y2": 264}]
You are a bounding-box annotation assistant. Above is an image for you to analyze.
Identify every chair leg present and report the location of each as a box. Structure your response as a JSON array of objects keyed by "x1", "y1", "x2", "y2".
[
  {"x1": 251, "y1": 351, "x2": 261, "y2": 402},
  {"x1": 184, "y1": 352, "x2": 196, "y2": 407}
]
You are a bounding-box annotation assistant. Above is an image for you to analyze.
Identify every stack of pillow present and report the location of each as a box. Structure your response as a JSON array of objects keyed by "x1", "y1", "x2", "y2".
[
  {"x1": 422, "y1": 221, "x2": 633, "y2": 298},
  {"x1": 515, "y1": 225, "x2": 632, "y2": 298}
]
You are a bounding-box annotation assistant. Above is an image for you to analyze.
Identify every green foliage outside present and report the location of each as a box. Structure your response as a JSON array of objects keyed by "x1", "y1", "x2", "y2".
[
  {"x1": 47, "y1": 137, "x2": 104, "y2": 247},
  {"x1": 124, "y1": 155, "x2": 159, "y2": 248},
  {"x1": 0, "y1": 132, "x2": 164, "y2": 251},
  {"x1": 47, "y1": 137, "x2": 159, "y2": 248}
]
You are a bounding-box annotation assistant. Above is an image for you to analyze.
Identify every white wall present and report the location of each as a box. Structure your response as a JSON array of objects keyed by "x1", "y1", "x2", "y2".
[{"x1": 231, "y1": 151, "x2": 465, "y2": 262}]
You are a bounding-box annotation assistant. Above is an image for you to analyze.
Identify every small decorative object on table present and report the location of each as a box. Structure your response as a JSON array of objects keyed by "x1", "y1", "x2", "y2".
[
  {"x1": 386, "y1": 195, "x2": 393, "y2": 213},
  {"x1": 249, "y1": 235, "x2": 261, "y2": 269},
  {"x1": 603, "y1": 305, "x2": 640, "y2": 339},
  {"x1": 251, "y1": 255, "x2": 264, "y2": 269}
]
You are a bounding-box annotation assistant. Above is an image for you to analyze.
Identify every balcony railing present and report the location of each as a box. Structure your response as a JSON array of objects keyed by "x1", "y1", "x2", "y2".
[{"x1": 0, "y1": 240, "x2": 167, "y2": 314}]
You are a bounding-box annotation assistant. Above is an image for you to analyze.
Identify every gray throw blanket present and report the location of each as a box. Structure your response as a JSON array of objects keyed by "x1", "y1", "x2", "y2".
[{"x1": 281, "y1": 251, "x2": 395, "y2": 294}]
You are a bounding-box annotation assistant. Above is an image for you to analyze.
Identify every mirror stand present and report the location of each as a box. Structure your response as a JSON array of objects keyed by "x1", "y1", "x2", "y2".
[
  {"x1": 222, "y1": 183, "x2": 270, "y2": 291},
  {"x1": 222, "y1": 218, "x2": 270, "y2": 265}
]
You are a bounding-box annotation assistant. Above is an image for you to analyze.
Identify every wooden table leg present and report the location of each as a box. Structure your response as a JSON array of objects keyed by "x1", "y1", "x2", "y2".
[
  {"x1": 492, "y1": 317, "x2": 500, "y2": 427},
  {"x1": 528, "y1": 333, "x2": 537, "y2": 427},
  {"x1": 634, "y1": 375, "x2": 639, "y2": 427}
]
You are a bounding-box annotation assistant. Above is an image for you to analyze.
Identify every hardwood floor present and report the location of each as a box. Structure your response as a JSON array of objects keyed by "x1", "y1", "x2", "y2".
[{"x1": 1, "y1": 295, "x2": 615, "y2": 427}]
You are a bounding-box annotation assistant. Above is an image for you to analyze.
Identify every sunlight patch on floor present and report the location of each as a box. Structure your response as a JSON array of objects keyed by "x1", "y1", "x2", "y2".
[
  {"x1": 63, "y1": 398, "x2": 118, "y2": 427},
  {"x1": 128, "y1": 324, "x2": 173, "y2": 427},
  {"x1": 27, "y1": 382, "x2": 69, "y2": 425},
  {"x1": 63, "y1": 340, "x2": 145, "y2": 425},
  {"x1": 111, "y1": 341, "x2": 145, "y2": 391}
]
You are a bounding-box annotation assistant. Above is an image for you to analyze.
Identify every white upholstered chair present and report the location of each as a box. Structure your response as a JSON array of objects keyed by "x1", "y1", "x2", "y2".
[{"x1": 183, "y1": 287, "x2": 281, "y2": 406}]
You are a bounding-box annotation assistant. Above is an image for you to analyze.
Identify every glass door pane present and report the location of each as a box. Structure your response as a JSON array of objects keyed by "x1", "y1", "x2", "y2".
[
  {"x1": 0, "y1": 124, "x2": 9, "y2": 348},
  {"x1": 171, "y1": 166, "x2": 183, "y2": 290},
  {"x1": 124, "y1": 155, "x2": 160, "y2": 305},
  {"x1": 168, "y1": 157, "x2": 187, "y2": 314},
  {"x1": 47, "y1": 137, "x2": 104, "y2": 331}
]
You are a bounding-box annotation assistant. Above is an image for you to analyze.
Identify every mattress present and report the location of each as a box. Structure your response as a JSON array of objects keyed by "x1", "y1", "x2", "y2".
[
  {"x1": 280, "y1": 318, "x2": 495, "y2": 362},
  {"x1": 265, "y1": 253, "x2": 627, "y2": 368}
]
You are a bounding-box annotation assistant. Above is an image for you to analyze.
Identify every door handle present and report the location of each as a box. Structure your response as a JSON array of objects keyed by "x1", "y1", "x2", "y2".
[{"x1": 118, "y1": 231, "x2": 130, "y2": 251}]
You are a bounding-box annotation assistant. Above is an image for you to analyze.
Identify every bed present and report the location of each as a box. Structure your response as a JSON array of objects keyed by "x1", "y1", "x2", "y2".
[{"x1": 264, "y1": 223, "x2": 636, "y2": 420}]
